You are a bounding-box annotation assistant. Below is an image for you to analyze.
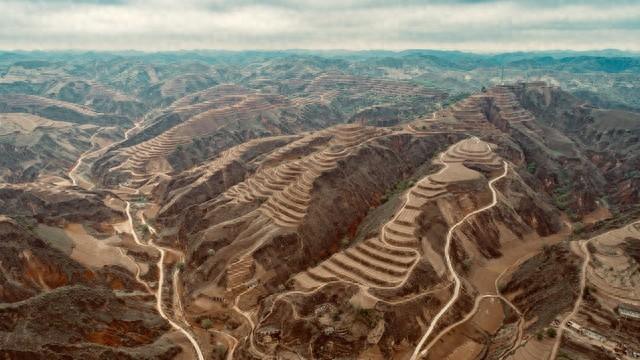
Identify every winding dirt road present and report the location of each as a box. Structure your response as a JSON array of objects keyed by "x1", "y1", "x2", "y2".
[
  {"x1": 410, "y1": 160, "x2": 509, "y2": 360},
  {"x1": 68, "y1": 129, "x2": 106, "y2": 187},
  {"x1": 548, "y1": 239, "x2": 591, "y2": 360},
  {"x1": 126, "y1": 202, "x2": 205, "y2": 360},
  {"x1": 419, "y1": 256, "x2": 525, "y2": 359}
]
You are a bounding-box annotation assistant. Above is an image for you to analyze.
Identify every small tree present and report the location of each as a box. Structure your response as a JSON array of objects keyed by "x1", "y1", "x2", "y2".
[
  {"x1": 341, "y1": 237, "x2": 351, "y2": 248},
  {"x1": 572, "y1": 222, "x2": 585, "y2": 235},
  {"x1": 527, "y1": 162, "x2": 537, "y2": 174},
  {"x1": 200, "y1": 318, "x2": 213, "y2": 329},
  {"x1": 546, "y1": 327, "x2": 557, "y2": 338},
  {"x1": 461, "y1": 258, "x2": 472, "y2": 272}
]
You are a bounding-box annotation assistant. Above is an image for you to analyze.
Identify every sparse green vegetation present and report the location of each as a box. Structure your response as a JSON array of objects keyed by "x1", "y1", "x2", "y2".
[
  {"x1": 340, "y1": 236, "x2": 351, "y2": 248},
  {"x1": 626, "y1": 170, "x2": 640, "y2": 179},
  {"x1": 527, "y1": 162, "x2": 537, "y2": 174},
  {"x1": 133, "y1": 195, "x2": 148, "y2": 203},
  {"x1": 14, "y1": 216, "x2": 36, "y2": 232},
  {"x1": 552, "y1": 170, "x2": 574, "y2": 211},
  {"x1": 572, "y1": 222, "x2": 584, "y2": 235},
  {"x1": 136, "y1": 224, "x2": 149, "y2": 235},
  {"x1": 381, "y1": 179, "x2": 416, "y2": 204},
  {"x1": 200, "y1": 318, "x2": 213, "y2": 329},
  {"x1": 461, "y1": 258, "x2": 472, "y2": 272}
]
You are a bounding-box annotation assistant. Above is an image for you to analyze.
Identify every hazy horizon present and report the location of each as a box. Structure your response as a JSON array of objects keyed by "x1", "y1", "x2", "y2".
[
  {"x1": 2, "y1": 48, "x2": 639, "y2": 56},
  {"x1": 2, "y1": 0, "x2": 639, "y2": 52}
]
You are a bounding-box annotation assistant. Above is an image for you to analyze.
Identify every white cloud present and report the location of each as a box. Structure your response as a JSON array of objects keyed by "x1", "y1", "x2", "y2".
[{"x1": 0, "y1": 0, "x2": 639, "y2": 51}]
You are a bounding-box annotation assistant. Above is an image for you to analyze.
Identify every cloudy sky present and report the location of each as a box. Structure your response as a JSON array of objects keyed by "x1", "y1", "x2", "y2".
[{"x1": 1, "y1": 0, "x2": 639, "y2": 52}]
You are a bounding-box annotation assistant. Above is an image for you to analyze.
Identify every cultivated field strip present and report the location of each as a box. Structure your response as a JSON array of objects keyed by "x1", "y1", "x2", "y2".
[
  {"x1": 221, "y1": 125, "x2": 390, "y2": 293},
  {"x1": 293, "y1": 137, "x2": 504, "y2": 292},
  {"x1": 489, "y1": 86, "x2": 535, "y2": 123},
  {"x1": 408, "y1": 85, "x2": 535, "y2": 135},
  {"x1": 224, "y1": 124, "x2": 387, "y2": 228}
]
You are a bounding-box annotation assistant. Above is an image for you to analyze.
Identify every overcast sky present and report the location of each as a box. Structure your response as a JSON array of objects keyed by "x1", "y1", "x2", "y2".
[{"x1": 1, "y1": 0, "x2": 639, "y2": 52}]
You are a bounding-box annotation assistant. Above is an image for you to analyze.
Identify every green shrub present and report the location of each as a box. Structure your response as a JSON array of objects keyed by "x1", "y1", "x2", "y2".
[
  {"x1": 527, "y1": 162, "x2": 537, "y2": 174},
  {"x1": 200, "y1": 318, "x2": 213, "y2": 329},
  {"x1": 461, "y1": 258, "x2": 472, "y2": 271},
  {"x1": 340, "y1": 237, "x2": 351, "y2": 247},
  {"x1": 572, "y1": 222, "x2": 585, "y2": 235},
  {"x1": 626, "y1": 170, "x2": 640, "y2": 179}
]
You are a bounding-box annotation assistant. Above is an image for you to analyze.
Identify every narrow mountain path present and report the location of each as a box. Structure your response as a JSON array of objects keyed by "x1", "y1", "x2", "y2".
[
  {"x1": 419, "y1": 252, "x2": 525, "y2": 358},
  {"x1": 410, "y1": 160, "x2": 509, "y2": 360},
  {"x1": 65, "y1": 113, "x2": 209, "y2": 358},
  {"x1": 126, "y1": 202, "x2": 205, "y2": 360},
  {"x1": 494, "y1": 254, "x2": 529, "y2": 360},
  {"x1": 548, "y1": 239, "x2": 591, "y2": 360},
  {"x1": 68, "y1": 129, "x2": 106, "y2": 187},
  {"x1": 250, "y1": 139, "x2": 507, "y2": 359}
]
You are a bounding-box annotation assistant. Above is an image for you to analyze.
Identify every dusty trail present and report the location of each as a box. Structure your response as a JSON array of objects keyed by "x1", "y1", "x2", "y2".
[
  {"x1": 65, "y1": 112, "x2": 210, "y2": 358},
  {"x1": 252, "y1": 150, "x2": 454, "y2": 344},
  {"x1": 126, "y1": 202, "x2": 205, "y2": 360},
  {"x1": 250, "y1": 139, "x2": 507, "y2": 359},
  {"x1": 548, "y1": 239, "x2": 590, "y2": 360},
  {"x1": 495, "y1": 257, "x2": 527, "y2": 360},
  {"x1": 69, "y1": 113, "x2": 148, "y2": 187},
  {"x1": 410, "y1": 160, "x2": 509, "y2": 360},
  {"x1": 68, "y1": 129, "x2": 104, "y2": 187},
  {"x1": 420, "y1": 256, "x2": 525, "y2": 359}
]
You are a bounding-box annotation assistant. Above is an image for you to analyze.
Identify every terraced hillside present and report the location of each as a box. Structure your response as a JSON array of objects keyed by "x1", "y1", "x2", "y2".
[
  {"x1": 91, "y1": 76, "x2": 445, "y2": 189},
  {"x1": 1, "y1": 48, "x2": 639, "y2": 360},
  {"x1": 124, "y1": 112, "x2": 573, "y2": 359},
  {"x1": 24, "y1": 80, "x2": 632, "y2": 359},
  {"x1": 293, "y1": 138, "x2": 503, "y2": 291},
  {"x1": 237, "y1": 135, "x2": 564, "y2": 359}
]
